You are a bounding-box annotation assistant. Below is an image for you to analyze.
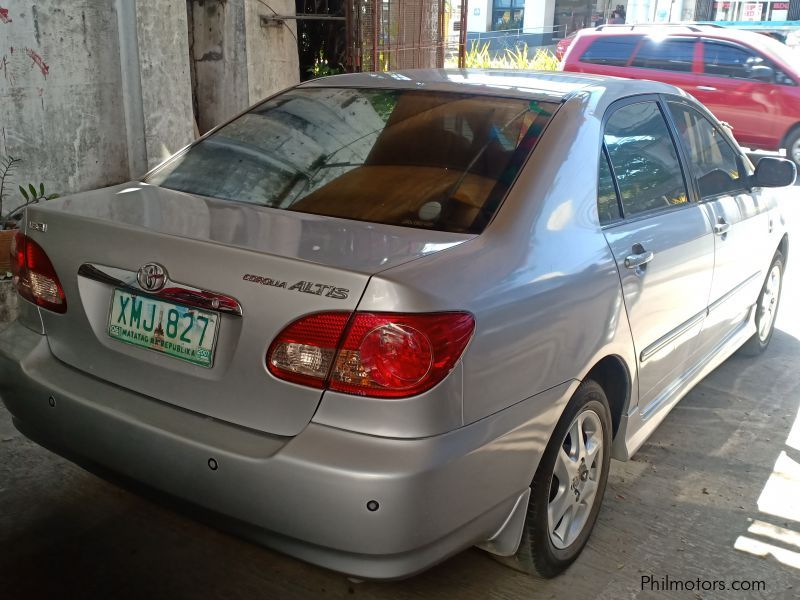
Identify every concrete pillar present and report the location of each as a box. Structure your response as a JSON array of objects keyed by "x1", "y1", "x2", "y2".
[
  {"x1": 134, "y1": 0, "x2": 196, "y2": 169},
  {"x1": 523, "y1": 0, "x2": 556, "y2": 34},
  {"x1": 466, "y1": 0, "x2": 491, "y2": 32},
  {"x1": 244, "y1": 0, "x2": 299, "y2": 104},
  {"x1": 189, "y1": 0, "x2": 299, "y2": 134}
]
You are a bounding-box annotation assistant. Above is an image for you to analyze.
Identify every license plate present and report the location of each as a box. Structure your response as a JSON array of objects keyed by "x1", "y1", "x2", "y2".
[{"x1": 107, "y1": 289, "x2": 219, "y2": 367}]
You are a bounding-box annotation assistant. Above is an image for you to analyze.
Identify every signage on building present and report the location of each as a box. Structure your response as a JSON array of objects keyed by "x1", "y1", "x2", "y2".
[{"x1": 741, "y1": 2, "x2": 763, "y2": 20}]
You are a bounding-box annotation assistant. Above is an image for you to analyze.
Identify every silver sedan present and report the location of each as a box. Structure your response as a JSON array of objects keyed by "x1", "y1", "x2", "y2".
[{"x1": 0, "y1": 70, "x2": 795, "y2": 579}]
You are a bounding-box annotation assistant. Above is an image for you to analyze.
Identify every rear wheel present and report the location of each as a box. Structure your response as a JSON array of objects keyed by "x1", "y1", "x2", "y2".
[
  {"x1": 784, "y1": 128, "x2": 800, "y2": 169},
  {"x1": 740, "y1": 251, "x2": 783, "y2": 356},
  {"x1": 503, "y1": 380, "x2": 611, "y2": 578}
]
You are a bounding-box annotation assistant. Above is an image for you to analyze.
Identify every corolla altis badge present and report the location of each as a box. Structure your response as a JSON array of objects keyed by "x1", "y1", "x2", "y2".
[
  {"x1": 28, "y1": 221, "x2": 47, "y2": 232},
  {"x1": 137, "y1": 263, "x2": 168, "y2": 292},
  {"x1": 243, "y1": 273, "x2": 349, "y2": 300}
]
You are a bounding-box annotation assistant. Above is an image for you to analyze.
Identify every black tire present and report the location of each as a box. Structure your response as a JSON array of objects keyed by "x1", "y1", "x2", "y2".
[
  {"x1": 739, "y1": 251, "x2": 784, "y2": 357},
  {"x1": 500, "y1": 379, "x2": 612, "y2": 578},
  {"x1": 784, "y1": 128, "x2": 800, "y2": 170}
]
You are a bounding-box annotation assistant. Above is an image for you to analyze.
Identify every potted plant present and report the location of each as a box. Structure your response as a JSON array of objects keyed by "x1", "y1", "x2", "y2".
[{"x1": 0, "y1": 155, "x2": 58, "y2": 277}]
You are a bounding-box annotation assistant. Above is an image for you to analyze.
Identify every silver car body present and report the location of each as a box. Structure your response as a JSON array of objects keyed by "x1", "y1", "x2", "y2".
[{"x1": 0, "y1": 70, "x2": 790, "y2": 578}]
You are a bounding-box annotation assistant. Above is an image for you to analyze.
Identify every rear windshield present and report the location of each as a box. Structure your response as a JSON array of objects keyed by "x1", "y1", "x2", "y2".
[{"x1": 147, "y1": 88, "x2": 559, "y2": 234}]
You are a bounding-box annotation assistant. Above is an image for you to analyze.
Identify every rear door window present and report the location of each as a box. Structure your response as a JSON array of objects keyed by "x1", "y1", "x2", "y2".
[
  {"x1": 630, "y1": 37, "x2": 696, "y2": 72},
  {"x1": 667, "y1": 102, "x2": 744, "y2": 198},
  {"x1": 579, "y1": 36, "x2": 642, "y2": 66},
  {"x1": 604, "y1": 101, "x2": 689, "y2": 219},
  {"x1": 147, "y1": 88, "x2": 559, "y2": 234}
]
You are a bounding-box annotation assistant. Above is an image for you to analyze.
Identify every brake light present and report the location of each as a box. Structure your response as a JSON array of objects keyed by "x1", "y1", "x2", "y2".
[
  {"x1": 267, "y1": 311, "x2": 475, "y2": 398},
  {"x1": 10, "y1": 232, "x2": 67, "y2": 313}
]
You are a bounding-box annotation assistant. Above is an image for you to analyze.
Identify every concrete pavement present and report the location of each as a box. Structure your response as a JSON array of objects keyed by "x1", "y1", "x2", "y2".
[{"x1": 1, "y1": 198, "x2": 799, "y2": 599}]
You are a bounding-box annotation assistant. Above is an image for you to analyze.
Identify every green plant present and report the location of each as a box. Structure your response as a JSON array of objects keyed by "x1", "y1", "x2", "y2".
[
  {"x1": 0, "y1": 155, "x2": 21, "y2": 228},
  {"x1": 453, "y1": 42, "x2": 559, "y2": 71},
  {"x1": 309, "y1": 50, "x2": 343, "y2": 78},
  {"x1": 3, "y1": 182, "x2": 59, "y2": 230},
  {"x1": 529, "y1": 47, "x2": 560, "y2": 71}
]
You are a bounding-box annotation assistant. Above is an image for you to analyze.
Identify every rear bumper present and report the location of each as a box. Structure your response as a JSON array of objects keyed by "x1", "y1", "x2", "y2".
[{"x1": 0, "y1": 322, "x2": 574, "y2": 579}]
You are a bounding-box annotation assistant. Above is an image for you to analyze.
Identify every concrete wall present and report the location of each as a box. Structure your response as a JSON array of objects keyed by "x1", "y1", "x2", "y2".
[
  {"x1": 0, "y1": 0, "x2": 195, "y2": 215},
  {"x1": 0, "y1": 1, "x2": 130, "y2": 215},
  {"x1": 1, "y1": 0, "x2": 300, "y2": 217}
]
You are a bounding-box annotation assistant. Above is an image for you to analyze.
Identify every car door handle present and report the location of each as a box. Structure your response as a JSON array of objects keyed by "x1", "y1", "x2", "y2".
[
  {"x1": 713, "y1": 220, "x2": 730, "y2": 235},
  {"x1": 624, "y1": 249, "x2": 655, "y2": 269},
  {"x1": 697, "y1": 85, "x2": 717, "y2": 91}
]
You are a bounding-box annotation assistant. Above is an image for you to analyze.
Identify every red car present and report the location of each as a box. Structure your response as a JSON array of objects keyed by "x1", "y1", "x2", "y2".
[
  {"x1": 555, "y1": 31, "x2": 577, "y2": 61},
  {"x1": 561, "y1": 25, "x2": 800, "y2": 167}
]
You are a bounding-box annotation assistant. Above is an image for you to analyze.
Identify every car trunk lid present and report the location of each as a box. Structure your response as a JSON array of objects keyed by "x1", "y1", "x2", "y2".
[{"x1": 25, "y1": 184, "x2": 472, "y2": 435}]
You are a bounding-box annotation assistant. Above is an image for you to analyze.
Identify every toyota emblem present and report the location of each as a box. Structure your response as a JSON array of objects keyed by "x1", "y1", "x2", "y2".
[{"x1": 137, "y1": 263, "x2": 168, "y2": 292}]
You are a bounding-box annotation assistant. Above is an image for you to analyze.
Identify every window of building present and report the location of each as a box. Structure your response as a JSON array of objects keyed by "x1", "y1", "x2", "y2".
[
  {"x1": 630, "y1": 37, "x2": 696, "y2": 72},
  {"x1": 667, "y1": 102, "x2": 744, "y2": 198},
  {"x1": 580, "y1": 36, "x2": 643, "y2": 66},
  {"x1": 554, "y1": 0, "x2": 595, "y2": 37},
  {"x1": 603, "y1": 102, "x2": 689, "y2": 218},
  {"x1": 491, "y1": 0, "x2": 525, "y2": 31},
  {"x1": 710, "y1": 1, "x2": 790, "y2": 22}
]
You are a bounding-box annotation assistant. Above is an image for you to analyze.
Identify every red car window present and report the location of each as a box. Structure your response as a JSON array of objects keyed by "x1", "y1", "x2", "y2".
[{"x1": 579, "y1": 36, "x2": 643, "y2": 66}]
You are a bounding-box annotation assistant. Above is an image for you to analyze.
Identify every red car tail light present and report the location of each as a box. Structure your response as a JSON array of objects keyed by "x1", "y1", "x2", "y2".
[
  {"x1": 10, "y1": 232, "x2": 67, "y2": 313},
  {"x1": 267, "y1": 311, "x2": 475, "y2": 398}
]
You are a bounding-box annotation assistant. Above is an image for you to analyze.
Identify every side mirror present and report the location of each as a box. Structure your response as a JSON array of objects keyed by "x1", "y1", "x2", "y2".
[
  {"x1": 752, "y1": 156, "x2": 797, "y2": 188},
  {"x1": 749, "y1": 64, "x2": 775, "y2": 83}
]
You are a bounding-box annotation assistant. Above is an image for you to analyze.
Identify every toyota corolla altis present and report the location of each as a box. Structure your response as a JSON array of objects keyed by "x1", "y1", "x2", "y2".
[{"x1": 0, "y1": 70, "x2": 795, "y2": 579}]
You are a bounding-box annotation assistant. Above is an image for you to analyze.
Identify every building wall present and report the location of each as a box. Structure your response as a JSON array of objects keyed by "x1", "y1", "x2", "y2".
[
  {"x1": 0, "y1": 1, "x2": 131, "y2": 213},
  {"x1": 467, "y1": 0, "x2": 492, "y2": 32},
  {"x1": 523, "y1": 0, "x2": 556, "y2": 32},
  {"x1": 626, "y1": 0, "x2": 693, "y2": 21},
  {"x1": 0, "y1": 0, "x2": 300, "y2": 218}
]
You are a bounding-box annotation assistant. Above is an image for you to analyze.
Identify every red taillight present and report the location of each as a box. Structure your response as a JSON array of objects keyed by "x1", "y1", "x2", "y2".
[
  {"x1": 11, "y1": 232, "x2": 67, "y2": 313},
  {"x1": 267, "y1": 311, "x2": 475, "y2": 398}
]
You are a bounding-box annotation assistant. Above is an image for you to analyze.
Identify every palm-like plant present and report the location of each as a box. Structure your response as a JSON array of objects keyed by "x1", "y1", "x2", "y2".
[
  {"x1": 0, "y1": 155, "x2": 21, "y2": 229},
  {"x1": 0, "y1": 156, "x2": 59, "y2": 229}
]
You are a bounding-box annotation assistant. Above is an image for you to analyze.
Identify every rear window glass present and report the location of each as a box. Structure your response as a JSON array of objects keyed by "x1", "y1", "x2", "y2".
[
  {"x1": 147, "y1": 88, "x2": 559, "y2": 234},
  {"x1": 580, "y1": 36, "x2": 642, "y2": 66}
]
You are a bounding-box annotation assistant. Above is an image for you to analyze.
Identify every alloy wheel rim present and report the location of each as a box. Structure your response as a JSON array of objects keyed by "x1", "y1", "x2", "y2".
[
  {"x1": 758, "y1": 264, "x2": 781, "y2": 342},
  {"x1": 792, "y1": 138, "x2": 800, "y2": 165},
  {"x1": 548, "y1": 409, "x2": 604, "y2": 549}
]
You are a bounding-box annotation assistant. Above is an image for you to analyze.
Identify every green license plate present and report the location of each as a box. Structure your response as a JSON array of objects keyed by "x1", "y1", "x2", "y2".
[{"x1": 107, "y1": 289, "x2": 218, "y2": 367}]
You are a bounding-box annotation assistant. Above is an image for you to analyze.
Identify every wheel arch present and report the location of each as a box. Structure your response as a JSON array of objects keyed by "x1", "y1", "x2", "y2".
[
  {"x1": 780, "y1": 122, "x2": 800, "y2": 153},
  {"x1": 583, "y1": 354, "x2": 631, "y2": 441},
  {"x1": 778, "y1": 233, "x2": 789, "y2": 267}
]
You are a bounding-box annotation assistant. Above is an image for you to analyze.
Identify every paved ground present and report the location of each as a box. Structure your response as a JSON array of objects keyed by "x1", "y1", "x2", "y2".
[{"x1": 2, "y1": 197, "x2": 800, "y2": 599}]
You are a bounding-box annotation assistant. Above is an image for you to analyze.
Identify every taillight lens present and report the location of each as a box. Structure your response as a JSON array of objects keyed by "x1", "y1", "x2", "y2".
[
  {"x1": 267, "y1": 312, "x2": 350, "y2": 388},
  {"x1": 11, "y1": 232, "x2": 67, "y2": 313},
  {"x1": 267, "y1": 311, "x2": 475, "y2": 398}
]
